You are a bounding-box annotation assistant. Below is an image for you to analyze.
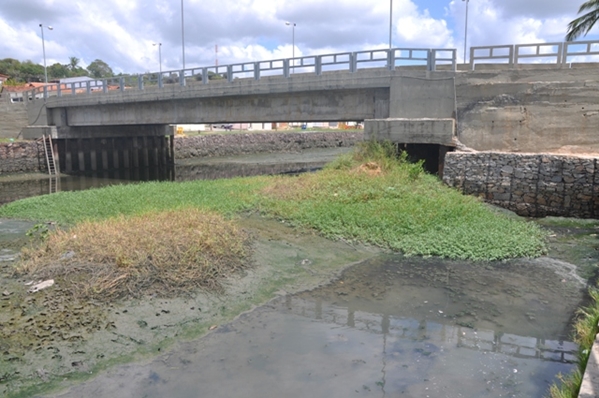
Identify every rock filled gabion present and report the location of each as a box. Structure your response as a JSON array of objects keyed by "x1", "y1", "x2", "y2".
[
  {"x1": 0, "y1": 141, "x2": 42, "y2": 174},
  {"x1": 443, "y1": 152, "x2": 599, "y2": 218}
]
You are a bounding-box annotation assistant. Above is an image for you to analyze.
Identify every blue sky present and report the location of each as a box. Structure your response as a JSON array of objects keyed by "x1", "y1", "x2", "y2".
[{"x1": 0, "y1": 0, "x2": 591, "y2": 74}]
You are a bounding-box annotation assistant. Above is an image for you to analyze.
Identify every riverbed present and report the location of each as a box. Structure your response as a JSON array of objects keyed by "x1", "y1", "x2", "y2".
[{"x1": 0, "y1": 149, "x2": 596, "y2": 397}]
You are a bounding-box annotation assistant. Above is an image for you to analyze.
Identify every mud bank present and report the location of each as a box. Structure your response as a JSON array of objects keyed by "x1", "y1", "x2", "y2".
[{"x1": 0, "y1": 216, "x2": 379, "y2": 397}]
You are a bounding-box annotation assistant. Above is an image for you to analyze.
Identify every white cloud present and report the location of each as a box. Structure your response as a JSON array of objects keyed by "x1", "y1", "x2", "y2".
[{"x1": 0, "y1": 0, "x2": 591, "y2": 75}]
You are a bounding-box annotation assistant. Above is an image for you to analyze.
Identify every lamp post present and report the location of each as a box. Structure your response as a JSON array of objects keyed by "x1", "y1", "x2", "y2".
[
  {"x1": 389, "y1": 0, "x2": 393, "y2": 49},
  {"x1": 39, "y1": 23, "x2": 53, "y2": 83},
  {"x1": 462, "y1": 0, "x2": 469, "y2": 64},
  {"x1": 286, "y1": 21, "x2": 296, "y2": 72},
  {"x1": 153, "y1": 42, "x2": 162, "y2": 74},
  {"x1": 181, "y1": 0, "x2": 185, "y2": 70}
]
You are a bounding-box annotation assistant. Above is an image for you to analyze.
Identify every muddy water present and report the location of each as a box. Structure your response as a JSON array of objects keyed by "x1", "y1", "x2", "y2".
[{"x1": 49, "y1": 255, "x2": 584, "y2": 398}]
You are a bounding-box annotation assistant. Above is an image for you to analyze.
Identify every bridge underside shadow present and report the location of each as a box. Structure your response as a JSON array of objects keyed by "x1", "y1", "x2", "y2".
[{"x1": 47, "y1": 125, "x2": 175, "y2": 176}]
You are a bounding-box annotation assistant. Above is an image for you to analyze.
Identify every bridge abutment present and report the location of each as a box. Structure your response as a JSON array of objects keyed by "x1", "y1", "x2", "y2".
[{"x1": 364, "y1": 76, "x2": 457, "y2": 175}]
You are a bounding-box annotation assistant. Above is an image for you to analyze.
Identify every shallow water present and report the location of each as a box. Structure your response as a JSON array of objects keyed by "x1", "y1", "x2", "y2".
[
  {"x1": 49, "y1": 255, "x2": 584, "y2": 398},
  {"x1": 0, "y1": 148, "x2": 350, "y2": 205}
]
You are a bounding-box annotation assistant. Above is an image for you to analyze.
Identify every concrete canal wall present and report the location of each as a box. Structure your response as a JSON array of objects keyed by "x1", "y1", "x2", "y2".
[{"x1": 443, "y1": 152, "x2": 599, "y2": 218}]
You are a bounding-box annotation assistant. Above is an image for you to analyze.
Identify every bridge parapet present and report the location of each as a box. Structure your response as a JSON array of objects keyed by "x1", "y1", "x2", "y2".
[
  {"x1": 470, "y1": 39, "x2": 599, "y2": 69},
  {"x1": 26, "y1": 47, "x2": 456, "y2": 102}
]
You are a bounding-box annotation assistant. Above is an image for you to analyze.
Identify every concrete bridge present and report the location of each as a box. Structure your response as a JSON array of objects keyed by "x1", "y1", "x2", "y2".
[{"x1": 23, "y1": 40, "x2": 599, "y2": 174}]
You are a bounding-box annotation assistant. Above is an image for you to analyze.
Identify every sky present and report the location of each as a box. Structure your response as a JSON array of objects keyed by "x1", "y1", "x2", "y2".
[{"x1": 0, "y1": 0, "x2": 591, "y2": 75}]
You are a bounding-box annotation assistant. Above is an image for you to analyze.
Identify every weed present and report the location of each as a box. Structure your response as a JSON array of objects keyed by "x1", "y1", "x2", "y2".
[{"x1": 547, "y1": 286, "x2": 599, "y2": 398}]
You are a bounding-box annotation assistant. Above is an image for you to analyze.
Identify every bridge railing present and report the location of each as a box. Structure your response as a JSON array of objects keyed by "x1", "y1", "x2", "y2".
[
  {"x1": 470, "y1": 39, "x2": 599, "y2": 69},
  {"x1": 27, "y1": 47, "x2": 456, "y2": 102}
]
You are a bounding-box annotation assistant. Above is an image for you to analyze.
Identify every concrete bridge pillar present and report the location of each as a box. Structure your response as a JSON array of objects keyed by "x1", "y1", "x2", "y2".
[{"x1": 364, "y1": 76, "x2": 458, "y2": 175}]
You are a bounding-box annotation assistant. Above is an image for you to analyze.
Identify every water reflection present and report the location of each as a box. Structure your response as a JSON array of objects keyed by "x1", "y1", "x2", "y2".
[
  {"x1": 50, "y1": 255, "x2": 583, "y2": 398},
  {"x1": 283, "y1": 295, "x2": 577, "y2": 364}
]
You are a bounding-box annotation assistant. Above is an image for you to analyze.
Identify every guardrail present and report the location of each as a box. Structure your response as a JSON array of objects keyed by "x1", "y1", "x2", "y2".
[
  {"x1": 27, "y1": 47, "x2": 456, "y2": 101},
  {"x1": 470, "y1": 39, "x2": 599, "y2": 69}
]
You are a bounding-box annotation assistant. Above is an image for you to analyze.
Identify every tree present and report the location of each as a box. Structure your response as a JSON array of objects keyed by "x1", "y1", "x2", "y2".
[
  {"x1": 19, "y1": 61, "x2": 44, "y2": 81},
  {"x1": 87, "y1": 59, "x2": 114, "y2": 78},
  {"x1": 0, "y1": 58, "x2": 22, "y2": 79},
  {"x1": 47, "y1": 62, "x2": 70, "y2": 79},
  {"x1": 68, "y1": 56, "x2": 80, "y2": 71},
  {"x1": 566, "y1": 0, "x2": 599, "y2": 41}
]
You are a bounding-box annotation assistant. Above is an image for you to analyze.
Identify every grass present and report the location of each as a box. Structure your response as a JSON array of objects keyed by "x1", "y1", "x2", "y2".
[
  {"x1": 18, "y1": 209, "x2": 251, "y2": 299},
  {"x1": 0, "y1": 141, "x2": 547, "y2": 263},
  {"x1": 0, "y1": 177, "x2": 269, "y2": 225},
  {"x1": 548, "y1": 286, "x2": 599, "y2": 398},
  {"x1": 259, "y1": 142, "x2": 546, "y2": 261}
]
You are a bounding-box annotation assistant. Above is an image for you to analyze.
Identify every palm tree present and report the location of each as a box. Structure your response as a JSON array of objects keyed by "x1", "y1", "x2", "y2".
[
  {"x1": 68, "y1": 56, "x2": 80, "y2": 71},
  {"x1": 567, "y1": 0, "x2": 599, "y2": 41}
]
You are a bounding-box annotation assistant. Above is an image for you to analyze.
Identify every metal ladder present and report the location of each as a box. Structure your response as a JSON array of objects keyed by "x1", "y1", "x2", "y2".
[
  {"x1": 40, "y1": 134, "x2": 58, "y2": 176},
  {"x1": 39, "y1": 135, "x2": 60, "y2": 193}
]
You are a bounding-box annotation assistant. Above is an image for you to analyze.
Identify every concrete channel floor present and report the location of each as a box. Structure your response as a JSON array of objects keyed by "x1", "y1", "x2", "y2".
[{"x1": 579, "y1": 326, "x2": 599, "y2": 398}]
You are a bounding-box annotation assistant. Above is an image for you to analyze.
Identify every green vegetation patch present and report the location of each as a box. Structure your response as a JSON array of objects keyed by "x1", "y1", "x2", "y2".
[
  {"x1": 0, "y1": 141, "x2": 546, "y2": 261},
  {"x1": 259, "y1": 141, "x2": 547, "y2": 261},
  {"x1": 0, "y1": 177, "x2": 268, "y2": 225}
]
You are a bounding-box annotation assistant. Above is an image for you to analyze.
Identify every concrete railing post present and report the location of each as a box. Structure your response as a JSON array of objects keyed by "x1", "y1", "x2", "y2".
[
  {"x1": 179, "y1": 71, "x2": 186, "y2": 87},
  {"x1": 43, "y1": 86, "x2": 48, "y2": 99},
  {"x1": 56, "y1": 84, "x2": 61, "y2": 97},
  {"x1": 315, "y1": 56, "x2": 322, "y2": 76},
  {"x1": 86, "y1": 81, "x2": 91, "y2": 95},
  {"x1": 350, "y1": 52, "x2": 357, "y2": 73},
  {"x1": 387, "y1": 49, "x2": 394, "y2": 71},
  {"x1": 254, "y1": 62, "x2": 260, "y2": 80},
  {"x1": 119, "y1": 77, "x2": 125, "y2": 93},
  {"x1": 451, "y1": 49, "x2": 457, "y2": 71},
  {"x1": 227, "y1": 65, "x2": 233, "y2": 82},
  {"x1": 202, "y1": 68, "x2": 209, "y2": 85},
  {"x1": 158, "y1": 73, "x2": 163, "y2": 89},
  {"x1": 283, "y1": 59, "x2": 290, "y2": 78},
  {"x1": 427, "y1": 50, "x2": 434, "y2": 71},
  {"x1": 138, "y1": 75, "x2": 144, "y2": 91},
  {"x1": 557, "y1": 42, "x2": 565, "y2": 66},
  {"x1": 102, "y1": 79, "x2": 108, "y2": 94}
]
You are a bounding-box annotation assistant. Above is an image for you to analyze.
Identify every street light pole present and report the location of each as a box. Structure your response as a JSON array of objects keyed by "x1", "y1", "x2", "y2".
[
  {"x1": 462, "y1": 0, "x2": 469, "y2": 64},
  {"x1": 389, "y1": 0, "x2": 393, "y2": 49},
  {"x1": 153, "y1": 43, "x2": 162, "y2": 74},
  {"x1": 39, "y1": 23, "x2": 53, "y2": 83},
  {"x1": 181, "y1": 0, "x2": 186, "y2": 70},
  {"x1": 286, "y1": 22, "x2": 296, "y2": 73}
]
